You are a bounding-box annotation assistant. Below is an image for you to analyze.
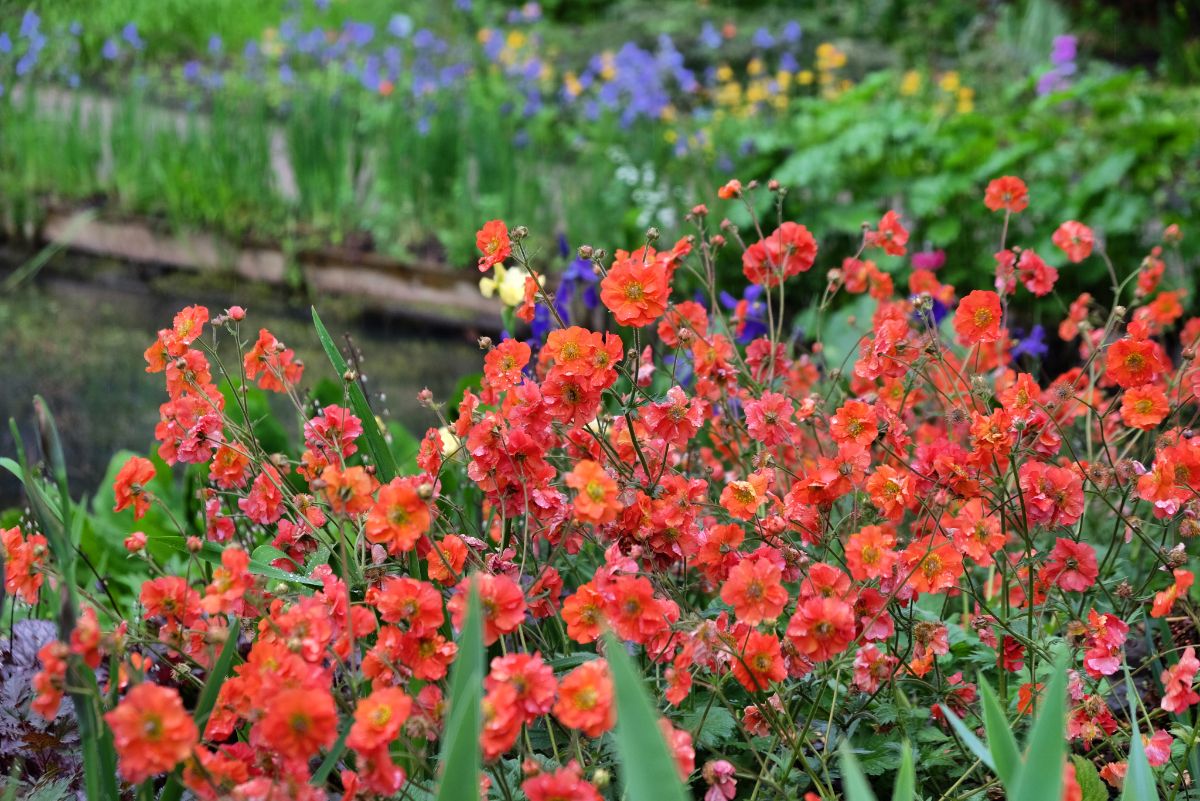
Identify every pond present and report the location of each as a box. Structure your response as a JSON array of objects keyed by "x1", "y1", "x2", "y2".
[{"x1": 0, "y1": 246, "x2": 485, "y2": 507}]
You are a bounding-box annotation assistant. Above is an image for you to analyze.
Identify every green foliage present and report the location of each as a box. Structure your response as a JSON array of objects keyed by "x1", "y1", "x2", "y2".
[
  {"x1": 435, "y1": 581, "x2": 484, "y2": 801},
  {"x1": 604, "y1": 633, "x2": 690, "y2": 801}
]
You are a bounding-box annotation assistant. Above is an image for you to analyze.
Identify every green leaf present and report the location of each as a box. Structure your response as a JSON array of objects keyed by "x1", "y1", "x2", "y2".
[
  {"x1": 312, "y1": 307, "x2": 399, "y2": 481},
  {"x1": 839, "y1": 743, "x2": 879, "y2": 801},
  {"x1": 978, "y1": 678, "x2": 1021, "y2": 787},
  {"x1": 939, "y1": 704, "x2": 996, "y2": 773},
  {"x1": 892, "y1": 742, "x2": 915, "y2": 801},
  {"x1": 1010, "y1": 649, "x2": 1069, "y2": 801},
  {"x1": 604, "y1": 633, "x2": 690, "y2": 801},
  {"x1": 311, "y1": 723, "x2": 351, "y2": 786},
  {"x1": 159, "y1": 537, "x2": 322, "y2": 587},
  {"x1": 1071, "y1": 756, "x2": 1108, "y2": 801},
  {"x1": 1121, "y1": 682, "x2": 1159, "y2": 801},
  {"x1": 435, "y1": 580, "x2": 484, "y2": 801}
]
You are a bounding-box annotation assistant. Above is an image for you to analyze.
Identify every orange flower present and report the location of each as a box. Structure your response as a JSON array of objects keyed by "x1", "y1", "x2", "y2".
[
  {"x1": 742, "y1": 222, "x2": 818, "y2": 286},
  {"x1": 348, "y1": 687, "x2": 413, "y2": 753},
  {"x1": 731, "y1": 630, "x2": 787, "y2": 691},
  {"x1": 717, "y1": 179, "x2": 742, "y2": 199},
  {"x1": 483, "y1": 338, "x2": 531, "y2": 390},
  {"x1": 562, "y1": 581, "x2": 605, "y2": 643},
  {"x1": 1121, "y1": 384, "x2": 1169, "y2": 430},
  {"x1": 720, "y1": 471, "x2": 770, "y2": 520},
  {"x1": 786, "y1": 597, "x2": 856, "y2": 662},
  {"x1": 476, "y1": 220, "x2": 511, "y2": 271},
  {"x1": 983, "y1": 176, "x2": 1029, "y2": 213},
  {"x1": 845, "y1": 525, "x2": 898, "y2": 581},
  {"x1": 321, "y1": 464, "x2": 376, "y2": 516},
  {"x1": 829, "y1": 399, "x2": 877, "y2": 447},
  {"x1": 865, "y1": 464, "x2": 913, "y2": 520},
  {"x1": 600, "y1": 253, "x2": 670, "y2": 327},
  {"x1": 553, "y1": 659, "x2": 615, "y2": 738},
  {"x1": 449, "y1": 573, "x2": 527, "y2": 645},
  {"x1": 258, "y1": 687, "x2": 338, "y2": 761},
  {"x1": 1152, "y1": 569, "x2": 1194, "y2": 618},
  {"x1": 1105, "y1": 337, "x2": 1167, "y2": 388},
  {"x1": 427, "y1": 533, "x2": 468, "y2": 585},
  {"x1": 105, "y1": 683, "x2": 198, "y2": 783},
  {"x1": 902, "y1": 535, "x2": 964, "y2": 594},
  {"x1": 953, "y1": 290, "x2": 1003, "y2": 346},
  {"x1": 366, "y1": 477, "x2": 431, "y2": 554},
  {"x1": 113, "y1": 456, "x2": 156, "y2": 519},
  {"x1": 868, "y1": 210, "x2": 909, "y2": 256},
  {"x1": 1052, "y1": 220, "x2": 1094, "y2": 263},
  {"x1": 721, "y1": 556, "x2": 788, "y2": 624},
  {"x1": 565, "y1": 460, "x2": 621, "y2": 525}
]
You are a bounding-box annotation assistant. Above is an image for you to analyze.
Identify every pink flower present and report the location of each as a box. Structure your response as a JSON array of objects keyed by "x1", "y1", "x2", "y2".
[{"x1": 703, "y1": 760, "x2": 737, "y2": 801}]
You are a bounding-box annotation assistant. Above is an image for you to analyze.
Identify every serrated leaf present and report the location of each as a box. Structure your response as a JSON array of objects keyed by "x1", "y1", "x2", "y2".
[
  {"x1": 1071, "y1": 755, "x2": 1108, "y2": 801},
  {"x1": 1010, "y1": 649, "x2": 1069, "y2": 801},
  {"x1": 605, "y1": 634, "x2": 690, "y2": 801},
  {"x1": 312, "y1": 307, "x2": 399, "y2": 481}
]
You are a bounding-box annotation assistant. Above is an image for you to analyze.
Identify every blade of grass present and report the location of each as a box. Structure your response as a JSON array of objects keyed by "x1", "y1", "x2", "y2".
[
  {"x1": 891, "y1": 741, "x2": 915, "y2": 801},
  {"x1": 604, "y1": 633, "x2": 690, "y2": 801},
  {"x1": 940, "y1": 704, "x2": 997, "y2": 773},
  {"x1": 838, "y1": 743, "x2": 879, "y2": 801},
  {"x1": 1121, "y1": 680, "x2": 1159, "y2": 801},
  {"x1": 434, "y1": 580, "x2": 483, "y2": 801},
  {"x1": 312, "y1": 307, "x2": 398, "y2": 481},
  {"x1": 1009, "y1": 649, "x2": 1069, "y2": 801},
  {"x1": 978, "y1": 678, "x2": 1021, "y2": 787}
]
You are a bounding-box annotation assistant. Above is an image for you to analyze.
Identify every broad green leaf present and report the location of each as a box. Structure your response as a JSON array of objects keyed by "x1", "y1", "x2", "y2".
[
  {"x1": 1010, "y1": 650, "x2": 1069, "y2": 801},
  {"x1": 892, "y1": 742, "x2": 915, "y2": 801},
  {"x1": 839, "y1": 743, "x2": 879, "y2": 801},
  {"x1": 435, "y1": 581, "x2": 484, "y2": 801},
  {"x1": 939, "y1": 704, "x2": 996, "y2": 772},
  {"x1": 978, "y1": 678, "x2": 1020, "y2": 787},
  {"x1": 1121, "y1": 682, "x2": 1159, "y2": 801},
  {"x1": 312, "y1": 307, "x2": 399, "y2": 481},
  {"x1": 1071, "y1": 755, "x2": 1108, "y2": 801},
  {"x1": 604, "y1": 634, "x2": 690, "y2": 801}
]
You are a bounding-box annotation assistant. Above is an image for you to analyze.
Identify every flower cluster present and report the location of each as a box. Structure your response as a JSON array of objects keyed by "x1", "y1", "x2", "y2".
[{"x1": 5, "y1": 174, "x2": 1197, "y2": 799}]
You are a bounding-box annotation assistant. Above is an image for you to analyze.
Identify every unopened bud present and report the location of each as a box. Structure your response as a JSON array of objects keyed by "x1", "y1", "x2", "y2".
[
  {"x1": 512, "y1": 225, "x2": 529, "y2": 241},
  {"x1": 645, "y1": 227, "x2": 660, "y2": 242},
  {"x1": 577, "y1": 245, "x2": 593, "y2": 259},
  {"x1": 478, "y1": 336, "x2": 493, "y2": 350},
  {"x1": 417, "y1": 482, "x2": 434, "y2": 500},
  {"x1": 187, "y1": 536, "x2": 203, "y2": 553},
  {"x1": 343, "y1": 369, "x2": 358, "y2": 382}
]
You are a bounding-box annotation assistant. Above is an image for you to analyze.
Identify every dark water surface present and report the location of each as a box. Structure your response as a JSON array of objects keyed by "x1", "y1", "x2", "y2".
[{"x1": 0, "y1": 247, "x2": 485, "y2": 507}]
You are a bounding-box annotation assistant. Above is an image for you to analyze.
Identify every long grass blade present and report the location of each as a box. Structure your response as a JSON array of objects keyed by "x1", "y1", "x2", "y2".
[
  {"x1": 978, "y1": 678, "x2": 1021, "y2": 787},
  {"x1": 1010, "y1": 649, "x2": 1069, "y2": 801},
  {"x1": 434, "y1": 580, "x2": 483, "y2": 801}
]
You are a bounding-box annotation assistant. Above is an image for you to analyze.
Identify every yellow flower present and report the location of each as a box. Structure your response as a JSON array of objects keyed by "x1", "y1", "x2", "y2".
[
  {"x1": 664, "y1": 129, "x2": 678, "y2": 144},
  {"x1": 506, "y1": 30, "x2": 526, "y2": 50},
  {"x1": 747, "y1": 57, "x2": 764, "y2": 77},
  {"x1": 938, "y1": 71, "x2": 960, "y2": 92},
  {"x1": 477, "y1": 28, "x2": 493, "y2": 44},
  {"x1": 798, "y1": 70, "x2": 814, "y2": 85},
  {"x1": 564, "y1": 71, "x2": 583, "y2": 98},
  {"x1": 956, "y1": 86, "x2": 975, "y2": 113},
  {"x1": 776, "y1": 70, "x2": 793, "y2": 90},
  {"x1": 716, "y1": 64, "x2": 734, "y2": 83},
  {"x1": 900, "y1": 70, "x2": 922, "y2": 96},
  {"x1": 600, "y1": 51, "x2": 616, "y2": 81}
]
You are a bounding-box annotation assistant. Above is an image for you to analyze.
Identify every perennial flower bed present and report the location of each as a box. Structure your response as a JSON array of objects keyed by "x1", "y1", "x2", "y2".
[{"x1": 3, "y1": 175, "x2": 1198, "y2": 800}]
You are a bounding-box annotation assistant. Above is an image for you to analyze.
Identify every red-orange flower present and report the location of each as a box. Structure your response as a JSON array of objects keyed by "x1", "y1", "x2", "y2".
[
  {"x1": 983, "y1": 176, "x2": 1029, "y2": 213},
  {"x1": 476, "y1": 220, "x2": 511, "y2": 271},
  {"x1": 721, "y1": 556, "x2": 788, "y2": 624},
  {"x1": 720, "y1": 471, "x2": 770, "y2": 520},
  {"x1": 565, "y1": 460, "x2": 621, "y2": 525},
  {"x1": 953, "y1": 290, "x2": 1003, "y2": 346},
  {"x1": 366, "y1": 477, "x2": 432, "y2": 554},
  {"x1": 731, "y1": 630, "x2": 787, "y2": 691},
  {"x1": 786, "y1": 597, "x2": 855, "y2": 662},
  {"x1": 449, "y1": 573, "x2": 527, "y2": 645},
  {"x1": 1121, "y1": 384, "x2": 1169, "y2": 430},
  {"x1": 554, "y1": 659, "x2": 615, "y2": 737},
  {"x1": 105, "y1": 683, "x2": 198, "y2": 783},
  {"x1": 1052, "y1": 220, "x2": 1094, "y2": 263},
  {"x1": 600, "y1": 253, "x2": 670, "y2": 327},
  {"x1": 1152, "y1": 569, "x2": 1194, "y2": 618},
  {"x1": 1105, "y1": 337, "x2": 1167, "y2": 389},
  {"x1": 742, "y1": 222, "x2": 818, "y2": 286},
  {"x1": 348, "y1": 687, "x2": 413, "y2": 753},
  {"x1": 845, "y1": 525, "x2": 898, "y2": 581},
  {"x1": 258, "y1": 687, "x2": 338, "y2": 761},
  {"x1": 902, "y1": 535, "x2": 964, "y2": 594},
  {"x1": 113, "y1": 456, "x2": 156, "y2": 519}
]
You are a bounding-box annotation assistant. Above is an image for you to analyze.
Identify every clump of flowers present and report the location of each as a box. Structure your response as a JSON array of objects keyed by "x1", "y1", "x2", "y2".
[{"x1": 4, "y1": 172, "x2": 1197, "y2": 799}]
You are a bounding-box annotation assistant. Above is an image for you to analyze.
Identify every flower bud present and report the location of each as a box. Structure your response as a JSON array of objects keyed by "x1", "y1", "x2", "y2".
[
  {"x1": 512, "y1": 225, "x2": 529, "y2": 241},
  {"x1": 577, "y1": 245, "x2": 593, "y2": 259},
  {"x1": 478, "y1": 336, "x2": 493, "y2": 350},
  {"x1": 228, "y1": 305, "x2": 246, "y2": 321},
  {"x1": 124, "y1": 531, "x2": 147, "y2": 552},
  {"x1": 645, "y1": 227, "x2": 660, "y2": 242},
  {"x1": 187, "y1": 536, "x2": 203, "y2": 553},
  {"x1": 343, "y1": 369, "x2": 358, "y2": 382}
]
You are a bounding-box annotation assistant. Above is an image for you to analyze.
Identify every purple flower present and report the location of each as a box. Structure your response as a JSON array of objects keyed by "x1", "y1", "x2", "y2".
[
  {"x1": 388, "y1": 14, "x2": 413, "y2": 38},
  {"x1": 779, "y1": 51, "x2": 799, "y2": 73},
  {"x1": 122, "y1": 22, "x2": 144, "y2": 50},
  {"x1": 19, "y1": 10, "x2": 39, "y2": 39},
  {"x1": 0, "y1": 33, "x2": 11, "y2": 54},
  {"x1": 208, "y1": 34, "x2": 223, "y2": 55},
  {"x1": 344, "y1": 21, "x2": 374, "y2": 47},
  {"x1": 556, "y1": 255, "x2": 599, "y2": 318},
  {"x1": 699, "y1": 22, "x2": 721, "y2": 49},
  {"x1": 752, "y1": 27, "x2": 774, "y2": 49},
  {"x1": 911, "y1": 249, "x2": 946, "y2": 271},
  {"x1": 720, "y1": 285, "x2": 769, "y2": 344},
  {"x1": 69, "y1": 21, "x2": 82, "y2": 36},
  {"x1": 1012, "y1": 325, "x2": 1048, "y2": 360},
  {"x1": 15, "y1": 52, "x2": 36, "y2": 76},
  {"x1": 1051, "y1": 35, "x2": 1077, "y2": 65},
  {"x1": 183, "y1": 60, "x2": 201, "y2": 81},
  {"x1": 782, "y1": 20, "x2": 803, "y2": 44}
]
